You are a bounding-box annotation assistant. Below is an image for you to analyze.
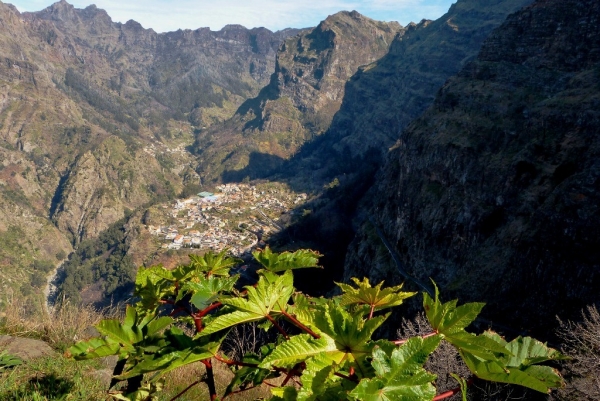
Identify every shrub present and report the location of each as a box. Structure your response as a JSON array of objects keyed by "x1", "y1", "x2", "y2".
[
  {"x1": 556, "y1": 305, "x2": 600, "y2": 400},
  {"x1": 68, "y1": 248, "x2": 566, "y2": 400}
]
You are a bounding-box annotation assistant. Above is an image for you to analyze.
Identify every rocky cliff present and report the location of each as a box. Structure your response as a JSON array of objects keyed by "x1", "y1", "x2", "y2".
[
  {"x1": 346, "y1": 0, "x2": 600, "y2": 332},
  {"x1": 0, "y1": 0, "x2": 295, "y2": 303},
  {"x1": 193, "y1": 11, "x2": 400, "y2": 181},
  {"x1": 283, "y1": 0, "x2": 533, "y2": 186}
]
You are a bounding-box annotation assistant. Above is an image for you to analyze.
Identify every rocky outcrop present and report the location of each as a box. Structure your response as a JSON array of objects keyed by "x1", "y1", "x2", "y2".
[
  {"x1": 193, "y1": 11, "x2": 400, "y2": 181},
  {"x1": 284, "y1": 0, "x2": 533, "y2": 185},
  {"x1": 0, "y1": 335, "x2": 56, "y2": 361},
  {"x1": 346, "y1": 0, "x2": 600, "y2": 332}
]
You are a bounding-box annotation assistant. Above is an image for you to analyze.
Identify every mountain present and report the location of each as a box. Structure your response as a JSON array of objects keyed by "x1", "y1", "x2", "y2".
[
  {"x1": 192, "y1": 11, "x2": 400, "y2": 182},
  {"x1": 255, "y1": 0, "x2": 533, "y2": 293},
  {"x1": 0, "y1": 0, "x2": 296, "y2": 304},
  {"x1": 282, "y1": 0, "x2": 533, "y2": 186},
  {"x1": 345, "y1": 0, "x2": 600, "y2": 332}
]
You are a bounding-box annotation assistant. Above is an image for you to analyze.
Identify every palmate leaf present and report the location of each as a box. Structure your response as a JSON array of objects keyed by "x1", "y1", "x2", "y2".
[
  {"x1": 460, "y1": 332, "x2": 566, "y2": 393},
  {"x1": 260, "y1": 303, "x2": 388, "y2": 375},
  {"x1": 423, "y1": 282, "x2": 484, "y2": 335},
  {"x1": 337, "y1": 277, "x2": 416, "y2": 313},
  {"x1": 67, "y1": 336, "x2": 121, "y2": 360},
  {"x1": 199, "y1": 270, "x2": 294, "y2": 336},
  {"x1": 253, "y1": 246, "x2": 321, "y2": 272},
  {"x1": 117, "y1": 328, "x2": 227, "y2": 380},
  {"x1": 188, "y1": 250, "x2": 240, "y2": 276},
  {"x1": 348, "y1": 336, "x2": 441, "y2": 401},
  {"x1": 297, "y1": 353, "x2": 356, "y2": 401},
  {"x1": 178, "y1": 274, "x2": 239, "y2": 309}
]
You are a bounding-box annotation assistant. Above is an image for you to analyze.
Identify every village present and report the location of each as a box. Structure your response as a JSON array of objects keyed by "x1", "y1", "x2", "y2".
[{"x1": 146, "y1": 183, "x2": 307, "y2": 256}]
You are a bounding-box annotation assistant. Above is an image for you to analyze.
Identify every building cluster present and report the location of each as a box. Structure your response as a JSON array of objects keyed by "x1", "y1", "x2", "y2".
[{"x1": 146, "y1": 183, "x2": 307, "y2": 256}]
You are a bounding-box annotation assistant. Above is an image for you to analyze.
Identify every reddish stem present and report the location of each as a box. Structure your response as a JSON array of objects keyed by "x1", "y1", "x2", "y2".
[
  {"x1": 393, "y1": 331, "x2": 438, "y2": 345},
  {"x1": 281, "y1": 310, "x2": 320, "y2": 339},
  {"x1": 193, "y1": 302, "x2": 223, "y2": 333},
  {"x1": 266, "y1": 315, "x2": 289, "y2": 339},
  {"x1": 198, "y1": 302, "x2": 223, "y2": 318},
  {"x1": 432, "y1": 378, "x2": 474, "y2": 401},
  {"x1": 168, "y1": 380, "x2": 200, "y2": 401},
  {"x1": 201, "y1": 359, "x2": 218, "y2": 401},
  {"x1": 368, "y1": 304, "x2": 375, "y2": 320}
]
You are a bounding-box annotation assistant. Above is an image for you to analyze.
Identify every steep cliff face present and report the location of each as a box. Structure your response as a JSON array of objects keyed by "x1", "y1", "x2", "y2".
[
  {"x1": 193, "y1": 11, "x2": 400, "y2": 181},
  {"x1": 285, "y1": 0, "x2": 533, "y2": 184},
  {"x1": 346, "y1": 0, "x2": 600, "y2": 331},
  {"x1": 0, "y1": 0, "x2": 295, "y2": 301}
]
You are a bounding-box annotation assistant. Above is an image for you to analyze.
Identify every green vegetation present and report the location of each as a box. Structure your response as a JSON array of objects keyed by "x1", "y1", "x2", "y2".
[
  {"x1": 0, "y1": 354, "x2": 107, "y2": 400},
  {"x1": 68, "y1": 248, "x2": 565, "y2": 400},
  {"x1": 59, "y1": 216, "x2": 135, "y2": 304}
]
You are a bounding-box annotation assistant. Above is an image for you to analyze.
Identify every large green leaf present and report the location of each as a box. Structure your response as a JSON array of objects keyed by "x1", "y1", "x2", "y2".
[
  {"x1": 179, "y1": 274, "x2": 239, "y2": 309},
  {"x1": 200, "y1": 270, "x2": 294, "y2": 335},
  {"x1": 348, "y1": 337, "x2": 440, "y2": 401},
  {"x1": 67, "y1": 337, "x2": 121, "y2": 360},
  {"x1": 253, "y1": 247, "x2": 321, "y2": 272},
  {"x1": 260, "y1": 303, "x2": 388, "y2": 375},
  {"x1": 423, "y1": 282, "x2": 484, "y2": 335},
  {"x1": 188, "y1": 250, "x2": 240, "y2": 276},
  {"x1": 460, "y1": 332, "x2": 566, "y2": 393},
  {"x1": 337, "y1": 278, "x2": 416, "y2": 313}
]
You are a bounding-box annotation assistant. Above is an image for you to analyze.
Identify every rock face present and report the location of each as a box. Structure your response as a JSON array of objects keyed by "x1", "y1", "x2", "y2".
[
  {"x1": 0, "y1": 0, "x2": 296, "y2": 300},
  {"x1": 346, "y1": 0, "x2": 600, "y2": 332},
  {"x1": 193, "y1": 11, "x2": 400, "y2": 181},
  {"x1": 285, "y1": 0, "x2": 533, "y2": 184},
  {"x1": 0, "y1": 335, "x2": 56, "y2": 361}
]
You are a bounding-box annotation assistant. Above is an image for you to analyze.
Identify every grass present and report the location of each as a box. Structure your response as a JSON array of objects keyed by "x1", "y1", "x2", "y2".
[
  {"x1": 0, "y1": 354, "x2": 107, "y2": 401},
  {"x1": 0, "y1": 296, "x2": 117, "y2": 353},
  {"x1": 0, "y1": 297, "x2": 274, "y2": 400}
]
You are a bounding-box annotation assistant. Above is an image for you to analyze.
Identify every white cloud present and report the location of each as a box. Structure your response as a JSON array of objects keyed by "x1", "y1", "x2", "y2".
[{"x1": 9, "y1": 0, "x2": 455, "y2": 32}]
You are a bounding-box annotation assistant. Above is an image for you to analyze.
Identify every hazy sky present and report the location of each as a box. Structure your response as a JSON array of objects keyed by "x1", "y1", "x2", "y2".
[{"x1": 10, "y1": 0, "x2": 456, "y2": 32}]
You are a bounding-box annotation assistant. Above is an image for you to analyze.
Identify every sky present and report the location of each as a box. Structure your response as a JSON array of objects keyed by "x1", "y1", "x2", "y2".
[{"x1": 9, "y1": 0, "x2": 456, "y2": 33}]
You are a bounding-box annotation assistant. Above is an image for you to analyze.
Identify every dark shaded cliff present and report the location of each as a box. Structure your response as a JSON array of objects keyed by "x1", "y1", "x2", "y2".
[
  {"x1": 283, "y1": 0, "x2": 533, "y2": 187},
  {"x1": 260, "y1": 0, "x2": 533, "y2": 294},
  {"x1": 346, "y1": 0, "x2": 600, "y2": 332}
]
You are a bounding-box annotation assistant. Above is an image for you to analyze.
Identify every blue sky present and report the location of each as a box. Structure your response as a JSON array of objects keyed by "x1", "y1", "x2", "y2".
[{"x1": 10, "y1": 0, "x2": 456, "y2": 32}]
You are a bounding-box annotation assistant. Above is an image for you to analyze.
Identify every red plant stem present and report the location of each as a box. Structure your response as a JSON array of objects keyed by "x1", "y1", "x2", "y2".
[
  {"x1": 368, "y1": 304, "x2": 375, "y2": 320},
  {"x1": 334, "y1": 372, "x2": 359, "y2": 383},
  {"x1": 168, "y1": 380, "x2": 200, "y2": 401},
  {"x1": 159, "y1": 299, "x2": 176, "y2": 305},
  {"x1": 194, "y1": 316, "x2": 203, "y2": 333},
  {"x1": 213, "y1": 353, "x2": 259, "y2": 368},
  {"x1": 201, "y1": 359, "x2": 218, "y2": 401},
  {"x1": 266, "y1": 315, "x2": 289, "y2": 339},
  {"x1": 193, "y1": 302, "x2": 223, "y2": 333},
  {"x1": 432, "y1": 378, "x2": 474, "y2": 400},
  {"x1": 393, "y1": 331, "x2": 438, "y2": 345},
  {"x1": 198, "y1": 302, "x2": 223, "y2": 318},
  {"x1": 281, "y1": 310, "x2": 320, "y2": 339},
  {"x1": 281, "y1": 370, "x2": 295, "y2": 386}
]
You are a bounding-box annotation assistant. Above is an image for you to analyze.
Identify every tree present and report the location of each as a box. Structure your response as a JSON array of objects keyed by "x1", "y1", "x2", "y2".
[{"x1": 68, "y1": 248, "x2": 566, "y2": 400}]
